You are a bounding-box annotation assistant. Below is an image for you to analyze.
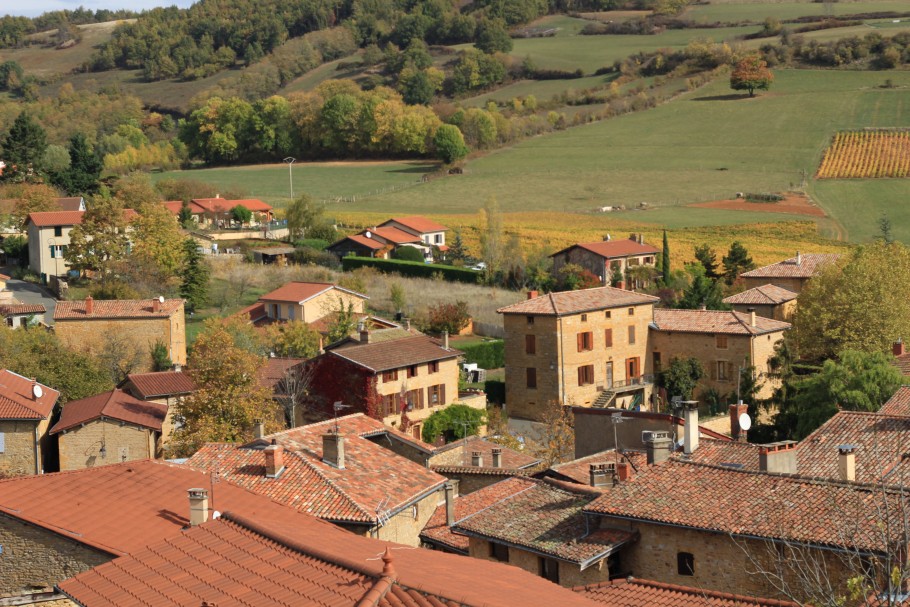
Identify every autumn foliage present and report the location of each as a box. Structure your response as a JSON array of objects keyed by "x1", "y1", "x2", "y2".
[
  {"x1": 730, "y1": 55, "x2": 773, "y2": 97},
  {"x1": 817, "y1": 130, "x2": 910, "y2": 179}
]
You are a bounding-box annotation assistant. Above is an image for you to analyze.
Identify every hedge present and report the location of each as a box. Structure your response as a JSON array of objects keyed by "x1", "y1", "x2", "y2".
[
  {"x1": 341, "y1": 256, "x2": 481, "y2": 283},
  {"x1": 460, "y1": 340, "x2": 504, "y2": 369}
]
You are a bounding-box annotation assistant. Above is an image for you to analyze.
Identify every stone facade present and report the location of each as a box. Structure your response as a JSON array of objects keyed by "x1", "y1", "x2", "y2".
[
  {"x1": 728, "y1": 300, "x2": 797, "y2": 322},
  {"x1": 467, "y1": 538, "x2": 612, "y2": 588},
  {"x1": 263, "y1": 288, "x2": 365, "y2": 324},
  {"x1": 433, "y1": 470, "x2": 519, "y2": 495},
  {"x1": 54, "y1": 306, "x2": 187, "y2": 370},
  {"x1": 57, "y1": 419, "x2": 158, "y2": 471},
  {"x1": 377, "y1": 357, "x2": 462, "y2": 438},
  {"x1": 339, "y1": 489, "x2": 443, "y2": 547},
  {"x1": 741, "y1": 275, "x2": 808, "y2": 294},
  {"x1": 0, "y1": 514, "x2": 110, "y2": 596},
  {"x1": 0, "y1": 419, "x2": 51, "y2": 476},
  {"x1": 551, "y1": 246, "x2": 657, "y2": 287}
]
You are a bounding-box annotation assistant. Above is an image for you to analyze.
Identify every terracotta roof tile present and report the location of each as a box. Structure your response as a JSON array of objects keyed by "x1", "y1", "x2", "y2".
[
  {"x1": 893, "y1": 355, "x2": 910, "y2": 377},
  {"x1": 54, "y1": 298, "x2": 183, "y2": 320},
  {"x1": 0, "y1": 369, "x2": 59, "y2": 420},
  {"x1": 302, "y1": 413, "x2": 436, "y2": 453},
  {"x1": 741, "y1": 253, "x2": 841, "y2": 279},
  {"x1": 431, "y1": 436, "x2": 541, "y2": 469},
  {"x1": 0, "y1": 303, "x2": 46, "y2": 316},
  {"x1": 575, "y1": 576, "x2": 798, "y2": 607},
  {"x1": 51, "y1": 389, "x2": 168, "y2": 433},
  {"x1": 161, "y1": 200, "x2": 207, "y2": 215},
  {"x1": 498, "y1": 287, "x2": 658, "y2": 317},
  {"x1": 584, "y1": 460, "x2": 903, "y2": 553},
  {"x1": 454, "y1": 478, "x2": 635, "y2": 565},
  {"x1": 549, "y1": 450, "x2": 647, "y2": 485},
  {"x1": 258, "y1": 357, "x2": 306, "y2": 391},
  {"x1": 382, "y1": 216, "x2": 448, "y2": 234},
  {"x1": 192, "y1": 198, "x2": 273, "y2": 213},
  {"x1": 370, "y1": 226, "x2": 422, "y2": 244},
  {"x1": 555, "y1": 239, "x2": 660, "y2": 259},
  {"x1": 881, "y1": 386, "x2": 910, "y2": 415},
  {"x1": 335, "y1": 234, "x2": 385, "y2": 250},
  {"x1": 328, "y1": 335, "x2": 459, "y2": 372},
  {"x1": 678, "y1": 439, "x2": 765, "y2": 470},
  {"x1": 722, "y1": 284, "x2": 798, "y2": 306},
  {"x1": 26, "y1": 210, "x2": 85, "y2": 227},
  {"x1": 55, "y1": 197, "x2": 84, "y2": 211},
  {"x1": 651, "y1": 309, "x2": 790, "y2": 336},
  {"x1": 259, "y1": 281, "x2": 367, "y2": 303},
  {"x1": 125, "y1": 371, "x2": 197, "y2": 399},
  {"x1": 431, "y1": 465, "x2": 532, "y2": 476}
]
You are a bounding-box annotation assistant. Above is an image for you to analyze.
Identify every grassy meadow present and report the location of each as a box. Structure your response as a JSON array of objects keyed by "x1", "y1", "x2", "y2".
[{"x1": 684, "y1": 0, "x2": 910, "y2": 23}]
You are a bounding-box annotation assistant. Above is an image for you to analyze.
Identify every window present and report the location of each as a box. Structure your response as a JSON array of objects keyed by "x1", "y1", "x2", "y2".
[
  {"x1": 407, "y1": 365, "x2": 418, "y2": 378},
  {"x1": 604, "y1": 328, "x2": 613, "y2": 348},
  {"x1": 429, "y1": 384, "x2": 445, "y2": 405},
  {"x1": 628, "y1": 307, "x2": 635, "y2": 316},
  {"x1": 271, "y1": 304, "x2": 279, "y2": 318},
  {"x1": 288, "y1": 306, "x2": 295, "y2": 321},
  {"x1": 577, "y1": 331, "x2": 593, "y2": 352},
  {"x1": 428, "y1": 361, "x2": 439, "y2": 374},
  {"x1": 526, "y1": 316, "x2": 534, "y2": 325},
  {"x1": 716, "y1": 361, "x2": 729, "y2": 381},
  {"x1": 434, "y1": 234, "x2": 442, "y2": 244},
  {"x1": 716, "y1": 335, "x2": 728, "y2": 349},
  {"x1": 605, "y1": 310, "x2": 612, "y2": 319},
  {"x1": 490, "y1": 542, "x2": 509, "y2": 562},
  {"x1": 382, "y1": 370, "x2": 398, "y2": 382},
  {"x1": 628, "y1": 325, "x2": 636, "y2": 345},
  {"x1": 525, "y1": 335, "x2": 536, "y2": 355},
  {"x1": 581, "y1": 313, "x2": 588, "y2": 322},
  {"x1": 406, "y1": 388, "x2": 424, "y2": 410},
  {"x1": 526, "y1": 368, "x2": 537, "y2": 389},
  {"x1": 539, "y1": 557, "x2": 560, "y2": 584},
  {"x1": 577, "y1": 364, "x2": 594, "y2": 386},
  {"x1": 382, "y1": 394, "x2": 401, "y2": 417},
  {"x1": 54, "y1": 226, "x2": 62, "y2": 237},
  {"x1": 677, "y1": 552, "x2": 695, "y2": 576}
]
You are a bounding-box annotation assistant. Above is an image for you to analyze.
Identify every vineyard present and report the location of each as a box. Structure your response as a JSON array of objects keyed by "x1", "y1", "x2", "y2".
[{"x1": 817, "y1": 130, "x2": 910, "y2": 179}]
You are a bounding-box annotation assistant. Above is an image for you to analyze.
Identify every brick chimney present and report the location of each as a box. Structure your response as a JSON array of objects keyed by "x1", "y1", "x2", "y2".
[
  {"x1": 894, "y1": 339, "x2": 905, "y2": 356},
  {"x1": 152, "y1": 298, "x2": 160, "y2": 313},
  {"x1": 616, "y1": 461, "x2": 631, "y2": 482},
  {"x1": 759, "y1": 441, "x2": 798, "y2": 474},
  {"x1": 589, "y1": 463, "x2": 615, "y2": 487},
  {"x1": 188, "y1": 488, "x2": 209, "y2": 526},
  {"x1": 265, "y1": 444, "x2": 285, "y2": 477},
  {"x1": 643, "y1": 430, "x2": 672, "y2": 464},
  {"x1": 527, "y1": 290, "x2": 539, "y2": 300},
  {"x1": 616, "y1": 281, "x2": 626, "y2": 290},
  {"x1": 729, "y1": 402, "x2": 748, "y2": 440},
  {"x1": 359, "y1": 328, "x2": 370, "y2": 344},
  {"x1": 471, "y1": 451, "x2": 483, "y2": 467},
  {"x1": 444, "y1": 480, "x2": 456, "y2": 526},
  {"x1": 253, "y1": 420, "x2": 265, "y2": 439},
  {"x1": 838, "y1": 445, "x2": 856, "y2": 482},
  {"x1": 682, "y1": 401, "x2": 699, "y2": 455},
  {"x1": 491, "y1": 448, "x2": 502, "y2": 468},
  {"x1": 30, "y1": 379, "x2": 37, "y2": 400},
  {"x1": 322, "y1": 433, "x2": 345, "y2": 469},
  {"x1": 84, "y1": 296, "x2": 94, "y2": 315}
]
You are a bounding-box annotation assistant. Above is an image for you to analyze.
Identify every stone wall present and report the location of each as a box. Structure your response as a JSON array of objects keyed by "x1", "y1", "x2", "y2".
[
  {"x1": 467, "y1": 538, "x2": 612, "y2": 588},
  {"x1": 433, "y1": 470, "x2": 516, "y2": 495},
  {"x1": 742, "y1": 276, "x2": 807, "y2": 294},
  {"x1": 0, "y1": 421, "x2": 39, "y2": 476},
  {"x1": 57, "y1": 420, "x2": 156, "y2": 471},
  {"x1": 0, "y1": 514, "x2": 110, "y2": 596},
  {"x1": 375, "y1": 489, "x2": 443, "y2": 546}
]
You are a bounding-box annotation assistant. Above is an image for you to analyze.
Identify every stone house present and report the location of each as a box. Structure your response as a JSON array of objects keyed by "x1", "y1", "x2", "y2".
[
  {"x1": 120, "y1": 369, "x2": 196, "y2": 446},
  {"x1": 551, "y1": 235, "x2": 659, "y2": 288},
  {"x1": 54, "y1": 297, "x2": 187, "y2": 370},
  {"x1": 429, "y1": 435, "x2": 541, "y2": 494},
  {"x1": 185, "y1": 416, "x2": 449, "y2": 546},
  {"x1": 722, "y1": 284, "x2": 798, "y2": 321},
  {"x1": 739, "y1": 252, "x2": 841, "y2": 293},
  {"x1": 498, "y1": 288, "x2": 660, "y2": 420},
  {"x1": 0, "y1": 371, "x2": 59, "y2": 476},
  {"x1": 649, "y1": 309, "x2": 789, "y2": 401},
  {"x1": 254, "y1": 281, "x2": 367, "y2": 325},
  {"x1": 50, "y1": 389, "x2": 168, "y2": 470},
  {"x1": 1, "y1": 303, "x2": 46, "y2": 328},
  {"x1": 378, "y1": 216, "x2": 449, "y2": 255}
]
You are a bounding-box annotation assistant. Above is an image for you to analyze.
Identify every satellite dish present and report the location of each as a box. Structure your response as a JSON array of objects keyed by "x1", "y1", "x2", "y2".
[
  {"x1": 158, "y1": 295, "x2": 165, "y2": 304},
  {"x1": 739, "y1": 413, "x2": 752, "y2": 431},
  {"x1": 212, "y1": 510, "x2": 221, "y2": 520},
  {"x1": 33, "y1": 384, "x2": 43, "y2": 399},
  {"x1": 365, "y1": 230, "x2": 372, "y2": 239}
]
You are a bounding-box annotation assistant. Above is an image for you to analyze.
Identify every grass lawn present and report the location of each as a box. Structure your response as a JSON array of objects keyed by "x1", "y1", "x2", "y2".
[
  {"x1": 808, "y1": 179, "x2": 910, "y2": 242},
  {"x1": 684, "y1": 0, "x2": 910, "y2": 23},
  {"x1": 6, "y1": 21, "x2": 121, "y2": 78},
  {"x1": 281, "y1": 57, "x2": 366, "y2": 94}
]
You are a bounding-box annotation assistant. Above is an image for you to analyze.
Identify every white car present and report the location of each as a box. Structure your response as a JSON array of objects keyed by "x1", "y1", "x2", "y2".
[{"x1": 470, "y1": 262, "x2": 487, "y2": 271}]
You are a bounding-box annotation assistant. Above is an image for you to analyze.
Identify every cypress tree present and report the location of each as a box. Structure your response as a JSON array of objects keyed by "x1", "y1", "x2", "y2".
[
  {"x1": 180, "y1": 237, "x2": 210, "y2": 312},
  {"x1": 662, "y1": 230, "x2": 671, "y2": 285}
]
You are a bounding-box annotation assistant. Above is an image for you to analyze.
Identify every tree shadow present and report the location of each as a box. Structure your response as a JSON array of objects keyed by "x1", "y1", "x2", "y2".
[
  {"x1": 385, "y1": 164, "x2": 438, "y2": 175},
  {"x1": 691, "y1": 93, "x2": 753, "y2": 102}
]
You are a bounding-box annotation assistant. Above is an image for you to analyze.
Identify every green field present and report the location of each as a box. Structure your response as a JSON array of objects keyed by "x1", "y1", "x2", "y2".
[
  {"x1": 684, "y1": 0, "x2": 910, "y2": 23},
  {"x1": 808, "y1": 179, "x2": 910, "y2": 242},
  {"x1": 461, "y1": 74, "x2": 615, "y2": 107}
]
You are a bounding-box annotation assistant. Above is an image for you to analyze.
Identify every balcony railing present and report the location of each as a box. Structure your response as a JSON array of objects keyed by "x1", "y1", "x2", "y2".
[{"x1": 597, "y1": 374, "x2": 654, "y2": 392}]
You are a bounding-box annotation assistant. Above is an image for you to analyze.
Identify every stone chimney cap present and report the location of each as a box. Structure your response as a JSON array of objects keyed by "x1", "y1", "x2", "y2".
[{"x1": 838, "y1": 444, "x2": 857, "y2": 454}]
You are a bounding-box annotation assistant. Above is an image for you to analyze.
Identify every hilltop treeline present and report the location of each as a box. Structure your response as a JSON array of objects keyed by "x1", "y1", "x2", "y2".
[
  {"x1": 761, "y1": 31, "x2": 910, "y2": 69},
  {"x1": 0, "y1": 8, "x2": 138, "y2": 48}
]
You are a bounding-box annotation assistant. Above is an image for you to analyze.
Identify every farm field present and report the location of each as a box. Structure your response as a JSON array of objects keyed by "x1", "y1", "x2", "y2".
[
  {"x1": 808, "y1": 179, "x2": 910, "y2": 243},
  {"x1": 684, "y1": 0, "x2": 910, "y2": 23},
  {"x1": 0, "y1": 21, "x2": 124, "y2": 78},
  {"x1": 817, "y1": 130, "x2": 910, "y2": 178}
]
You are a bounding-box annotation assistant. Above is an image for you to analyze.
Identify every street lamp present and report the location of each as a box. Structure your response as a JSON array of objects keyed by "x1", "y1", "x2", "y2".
[{"x1": 284, "y1": 157, "x2": 296, "y2": 200}]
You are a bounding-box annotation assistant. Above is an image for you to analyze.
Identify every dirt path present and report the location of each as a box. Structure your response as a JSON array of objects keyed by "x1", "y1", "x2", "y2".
[{"x1": 688, "y1": 193, "x2": 827, "y2": 217}]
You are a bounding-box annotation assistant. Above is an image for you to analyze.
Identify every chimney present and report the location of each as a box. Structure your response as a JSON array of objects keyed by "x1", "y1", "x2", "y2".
[
  {"x1": 152, "y1": 298, "x2": 160, "y2": 313},
  {"x1": 84, "y1": 296, "x2": 94, "y2": 315},
  {"x1": 750, "y1": 310, "x2": 756, "y2": 327},
  {"x1": 682, "y1": 401, "x2": 699, "y2": 455},
  {"x1": 589, "y1": 462, "x2": 615, "y2": 487},
  {"x1": 318, "y1": 336, "x2": 325, "y2": 355},
  {"x1": 616, "y1": 461, "x2": 631, "y2": 482},
  {"x1": 471, "y1": 451, "x2": 483, "y2": 467},
  {"x1": 30, "y1": 379, "x2": 37, "y2": 400},
  {"x1": 729, "y1": 402, "x2": 748, "y2": 440},
  {"x1": 758, "y1": 441, "x2": 798, "y2": 474},
  {"x1": 322, "y1": 433, "x2": 345, "y2": 469},
  {"x1": 253, "y1": 420, "x2": 265, "y2": 439},
  {"x1": 188, "y1": 488, "x2": 209, "y2": 526},
  {"x1": 444, "y1": 480, "x2": 456, "y2": 526},
  {"x1": 527, "y1": 290, "x2": 539, "y2": 300},
  {"x1": 643, "y1": 430, "x2": 672, "y2": 464},
  {"x1": 359, "y1": 327, "x2": 370, "y2": 344},
  {"x1": 491, "y1": 448, "x2": 502, "y2": 468},
  {"x1": 265, "y1": 444, "x2": 285, "y2": 477},
  {"x1": 173, "y1": 363, "x2": 182, "y2": 373},
  {"x1": 796, "y1": 251, "x2": 802, "y2": 265},
  {"x1": 442, "y1": 330, "x2": 449, "y2": 350},
  {"x1": 603, "y1": 234, "x2": 611, "y2": 242},
  {"x1": 838, "y1": 445, "x2": 856, "y2": 482},
  {"x1": 894, "y1": 339, "x2": 905, "y2": 357},
  {"x1": 616, "y1": 281, "x2": 626, "y2": 290}
]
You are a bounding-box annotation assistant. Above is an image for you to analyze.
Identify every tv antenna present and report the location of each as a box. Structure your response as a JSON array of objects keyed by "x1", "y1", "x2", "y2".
[
  {"x1": 611, "y1": 412, "x2": 624, "y2": 467},
  {"x1": 332, "y1": 401, "x2": 351, "y2": 433}
]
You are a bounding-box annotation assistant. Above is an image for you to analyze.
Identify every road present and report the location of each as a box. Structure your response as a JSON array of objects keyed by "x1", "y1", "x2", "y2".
[{"x1": 1, "y1": 266, "x2": 57, "y2": 325}]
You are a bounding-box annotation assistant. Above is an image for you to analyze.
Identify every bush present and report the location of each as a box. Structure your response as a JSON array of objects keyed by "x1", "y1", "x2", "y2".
[
  {"x1": 744, "y1": 192, "x2": 784, "y2": 203},
  {"x1": 422, "y1": 404, "x2": 486, "y2": 443},
  {"x1": 391, "y1": 246, "x2": 425, "y2": 262},
  {"x1": 295, "y1": 238, "x2": 329, "y2": 251},
  {"x1": 460, "y1": 340, "x2": 504, "y2": 369},
  {"x1": 424, "y1": 301, "x2": 471, "y2": 335},
  {"x1": 293, "y1": 247, "x2": 340, "y2": 269},
  {"x1": 484, "y1": 379, "x2": 505, "y2": 405},
  {"x1": 341, "y1": 256, "x2": 481, "y2": 284}
]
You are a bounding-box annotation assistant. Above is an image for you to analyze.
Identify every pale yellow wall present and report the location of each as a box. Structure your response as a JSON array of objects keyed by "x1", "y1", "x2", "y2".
[
  {"x1": 305, "y1": 290, "x2": 365, "y2": 323},
  {"x1": 742, "y1": 276, "x2": 808, "y2": 294},
  {"x1": 378, "y1": 358, "x2": 460, "y2": 433},
  {"x1": 374, "y1": 489, "x2": 443, "y2": 546},
  {"x1": 730, "y1": 300, "x2": 797, "y2": 322},
  {"x1": 57, "y1": 419, "x2": 156, "y2": 471},
  {"x1": 0, "y1": 420, "x2": 39, "y2": 476},
  {"x1": 28, "y1": 224, "x2": 76, "y2": 278}
]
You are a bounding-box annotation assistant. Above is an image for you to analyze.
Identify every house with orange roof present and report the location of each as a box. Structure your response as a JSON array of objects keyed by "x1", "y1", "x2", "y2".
[
  {"x1": 739, "y1": 252, "x2": 841, "y2": 293},
  {"x1": 120, "y1": 370, "x2": 196, "y2": 445},
  {"x1": 551, "y1": 234, "x2": 659, "y2": 288},
  {"x1": 327, "y1": 216, "x2": 450, "y2": 262},
  {"x1": 0, "y1": 370, "x2": 59, "y2": 476},
  {"x1": 575, "y1": 577, "x2": 797, "y2": 607},
  {"x1": 190, "y1": 196, "x2": 272, "y2": 227},
  {"x1": 185, "y1": 414, "x2": 450, "y2": 546},
  {"x1": 51, "y1": 389, "x2": 168, "y2": 470},
  {"x1": 378, "y1": 216, "x2": 449, "y2": 248},
  {"x1": 722, "y1": 283, "x2": 798, "y2": 321},
  {"x1": 429, "y1": 435, "x2": 541, "y2": 494},
  {"x1": 54, "y1": 296, "x2": 187, "y2": 370},
  {"x1": 0, "y1": 302, "x2": 46, "y2": 328},
  {"x1": 253, "y1": 281, "x2": 368, "y2": 325}
]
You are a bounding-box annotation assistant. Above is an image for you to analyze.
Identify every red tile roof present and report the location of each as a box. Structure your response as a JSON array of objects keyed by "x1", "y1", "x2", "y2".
[
  {"x1": 0, "y1": 459, "x2": 298, "y2": 556},
  {"x1": 575, "y1": 577, "x2": 797, "y2": 607},
  {"x1": 310, "y1": 413, "x2": 436, "y2": 454},
  {"x1": 55, "y1": 197, "x2": 84, "y2": 211},
  {"x1": 651, "y1": 309, "x2": 790, "y2": 336},
  {"x1": 431, "y1": 435, "x2": 541, "y2": 469},
  {"x1": 584, "y1": 460, "x2": 902, "y2": 553},
  {"x1": 370, "y1": 226, "x2": 422, "y2": 244},
  {"x1": 60, "y1": 508, "x2": 602, "y2": 607},
  {"x1": 124, "y1": 371, "x2": 197, "y2": 399},
  {"x1": 0, "y1": 370, "x2": 58, "y2": 420},
  {"x1": 185, "y1": 415, "x2": 446, "y2": 525},
  {"x1": 192, "y1": 197, "x2": 273, "y2": 213},
  {"x1": 421, "y1": 476, "x2": 535, "y2": 553},
  {"x1": 51, "y1": 389, "x2": 168, "y2": 433},
  {"x1": 548, "y1": 450, "x2": 647, "y2": 485},
  {"x1": 381, "y1": 216, "x2": 448, "y2": 234},
  {"x1": 498, "y1": 287, "x2": 659, "y2": 316},
  {"x1": 54, "y1": 298, "x2": 183, "y2": 320},
  {"x1": 340, "y1": 234, "x2": 385, "y2": 250},
  {"x1": 0, "y1": 303, "x2": 46, "y2": 316},
  {"x1": 555, "y1": 239, "x2": 660, "y2": 260},
  {"x1": 893, "y1": 355, "x2": 910, "y2": 377},
  {"x1": 678, "y1": 439, "x2": 763, "y2": 470},
  {"x1": 258, "y1": 357, "x2": 306, "y2": 392},
  {"x1": 722, "y1": 284, "x2": 798, "y2": 306},
  {"x1": 161, "y1": 200, "x2": 207, "y2": 215},
  {"x1": 454, "y1": 478, "x2": 636, "y2": 566},
  {"x1": 881, "y1": 386, "x2": 910, "y2": 416},
  {"x1": 258, "y1": 281, "x2": 367, "y2": 304},
  {"x1": 328, "y1": 335, "x2": 460, "y2": 372},
  {"x1": 26, "y1": 209, "x2": 138, "y2": 227},
  {"x1": 741, "y1": 253, "x2": 841, "y2": 279}
]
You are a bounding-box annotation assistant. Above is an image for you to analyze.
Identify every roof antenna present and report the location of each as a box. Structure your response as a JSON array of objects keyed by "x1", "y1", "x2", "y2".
[{"x1": 332, "y1": 400, "x2": 351, "y2": 433}]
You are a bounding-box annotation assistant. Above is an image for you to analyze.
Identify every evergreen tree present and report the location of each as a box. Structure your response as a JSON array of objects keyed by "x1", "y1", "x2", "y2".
[
  {"x1": 694, "y1": 244, "x2": 720, "y2": 280},
  {"x1": 178, "y1": 201, "x2": 194, "y2": 227},
  {"x1": 722, "y1": 241, "x2": 755, "y2": 285},
  {"x1": 661, "y1": 230, "x2": 671, "y2": 285},
  {"x1": 1, "y1": 111, "x2": 47, "y2": 180},
  {"x1": 448, "y1": 230, "x2": 467, "y2": 262},
  {"x1": 179, "y1": 237, "x2": 210, "y2": 313},
  {"x1": 678, "y1": 264, "x2": 727, "y2": 310},
  {"x1": 54, "y1": 133, "x2": 103, "y2": 195}
]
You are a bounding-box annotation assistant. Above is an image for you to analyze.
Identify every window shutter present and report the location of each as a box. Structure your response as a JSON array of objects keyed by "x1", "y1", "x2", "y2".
[
  {"x1": 49, "y1": 245, "x2": 55, "y2": 259},
  {"x1": 605, "y1": 329, "x2": 613, "y2": 348},
  {"x1": 420, "y1": 389, "x2": 425, "y2": 408},
  {"x1": 440, "y1": 383, "x2": 446, "y2": 404},
  {"x1": 577, "y1": 367, "x2": 584, "y2": 386},
  {"x1": 577, "y1": 333, "x2": 583, "y2": 352}
]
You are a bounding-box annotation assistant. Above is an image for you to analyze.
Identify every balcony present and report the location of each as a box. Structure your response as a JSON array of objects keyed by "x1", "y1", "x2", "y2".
[{"x1": 597, "y1": 374, "x2": 654, "y2": 393}]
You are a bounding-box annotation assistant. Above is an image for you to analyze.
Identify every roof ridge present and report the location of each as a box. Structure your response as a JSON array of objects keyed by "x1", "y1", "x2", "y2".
[
  {"x1": 731, "y1": 310, "x2": 757, "y2": 335},
  {"x1": 574, "y1": 577, "x2": 796, "y2": 606},
  {"x1": 451, "y1": 478, "x2": 538, "y2": 527},
  {"x1": 291, "y1": 450, "x2": 376, "y2": 523}
]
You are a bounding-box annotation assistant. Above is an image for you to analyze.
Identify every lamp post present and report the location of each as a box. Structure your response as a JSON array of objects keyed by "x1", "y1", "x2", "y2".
[{"x1": 284, "y1": 156, "x2": 296, "y2": 200}]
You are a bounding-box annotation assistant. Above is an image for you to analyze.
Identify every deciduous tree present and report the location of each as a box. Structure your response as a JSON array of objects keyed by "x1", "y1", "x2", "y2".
[
  {"x1": 730, "y1": 54, "x2": 774, "y2": 97},
  {"x1": 433, "y1": 124, "x2": 469, "y2": 164},
  {"x1": 66, "y1": 193, "x2": 131, "y2": 285},
  {"x1": 265, "y1": 321, "x2": 321, "y2": 358},
  {"x1": 658, "y1": 357, "x2": 705, "y2": 403}
]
